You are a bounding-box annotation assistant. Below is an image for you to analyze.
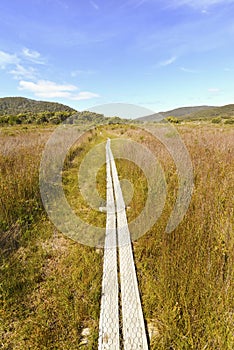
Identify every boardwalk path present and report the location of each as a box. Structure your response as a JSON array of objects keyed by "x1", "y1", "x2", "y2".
[{"x1": 98, "y1": 139, "x2": 148, "y2": 349}]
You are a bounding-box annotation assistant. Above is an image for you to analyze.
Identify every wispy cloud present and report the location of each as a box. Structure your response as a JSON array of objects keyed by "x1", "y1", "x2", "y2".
[
  {"x1": 0, "y1": 48, "x2": 45, "y2": 73},
  {"x1": 22, "y1": 48, "x2": 45, "y2": 64},
  {"x1": 0, "y1": 50, "x2": 19, "y2": 68},
  {"x1": 128, "y1": 0, "x2": 234, "y2": 10},
  {"x1": 18, "y1": 80, "x2": 99, "y2": 100},
  {"x1": 0, "y1": 49, "x2": 98, "y2": 102},
  {"x1": 132, "y1": 0, "x2": 148, "y2": 7},
  {"x1": 71, "y1": 91, "x2": 100, "y2": 101},
  {"x1": 168, "y1": 0, "x2": 234, "y2": 9},
  {"x1": 121, "y1": 0, "x2": 147, "y2": 9},
  {"x1": 201, "y1": 9, "x2": 209, "y2": 14},
  {"x1": 19, "y1": 80, "x2": 76, "y2": 98},
  {"x1": 137, "y1": 7, "x2": 233, "y2": 57},
  {"x1": 208, "y1": 87, "x2": 221, "y2": 93},
  {"x1": 9, "y1": 64, "x2": 37, "y2": 80},
  {"x1": 159, "y1": 56, "x2": 177, "y2": 66},
  {"x1": 180, "y1": 66, "x2": 199, "y2": 73},
  {"x1": 90, "y1": 1, "x2": 99, "y2": 10}
]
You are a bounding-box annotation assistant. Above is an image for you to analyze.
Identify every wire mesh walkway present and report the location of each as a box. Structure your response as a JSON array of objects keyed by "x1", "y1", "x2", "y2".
[{"x1": 98, "y1": 139, "x2": 148, "y2": 350}]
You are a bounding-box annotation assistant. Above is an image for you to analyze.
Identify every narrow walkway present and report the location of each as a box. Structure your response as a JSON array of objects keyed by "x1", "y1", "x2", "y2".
[
  {"x1": 98, "y1": 139, "x2": 148, "y2": 349},
  {"x1": 98, "y1": 140, "x2": 119, "y2": 349}
]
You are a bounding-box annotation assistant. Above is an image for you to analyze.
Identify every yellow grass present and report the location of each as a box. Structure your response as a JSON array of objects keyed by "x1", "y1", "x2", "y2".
[{"x1": 0, "y1": 123, "x2": 233, "y2": 349}]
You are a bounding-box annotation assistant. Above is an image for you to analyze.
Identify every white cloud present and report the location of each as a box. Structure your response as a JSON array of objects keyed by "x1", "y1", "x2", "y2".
[
  {"x1": 22, "y1": 48, "x2": 45, "y2": 64},
  {"x1": 18, "y1": 80, "x2": 99, "y2": 100},
  {"x1": 180, "y1": 67, "x2": 198, "y2": 73},
  {"x1": 130, "y1": 0, "x2": 234, "y2": 9},
  {"x1": 9, "y1": 64, "x2": 36, "y2": 80},
  {"x1": 124, "y1": 0, "x2": 148, "y2": 8},
  {"x1": 208, "y1": 88, "x2": 221, "y2": 92},
  {"x1": 168, "y1": 0, "x2": 234, "y2": 10},
  {"x1": 159, "y1": 56, "x2": 177, "y2": 66},
  {"x1": 0, "y1": 50, "x2": 19, "y2": 68},
  {"x1": 0, "y1": 48, "x2": 45, "y2": 79},
  {"x1": 201, "y1": 9, "x2": 209, "y2": 14},
  {"x1": 131, "y1": 0, "x2": 148, "y2": 7},
  {"x1": 19, "y1": 80, "x2": 77, "y2": 98},
  {"x1": 137, "y1": 4, "x2": 232, "y2": 56},
  {"x1": 70, "y1": 91, "x2": 100, "y2": 100}
]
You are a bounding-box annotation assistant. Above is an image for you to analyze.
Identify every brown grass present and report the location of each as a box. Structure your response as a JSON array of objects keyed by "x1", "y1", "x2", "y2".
[{"x1": 0, "y1": 122, "x2": 233, "y2": 349}]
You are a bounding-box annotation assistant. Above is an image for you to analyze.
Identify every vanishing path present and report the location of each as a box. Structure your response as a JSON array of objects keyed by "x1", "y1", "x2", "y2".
[
  {"x1": 98, "y1": 140, "x2": 119, "y2": 349},
  {"x1": 98, "y1": 139, "x2": 148, "y2": 349}
]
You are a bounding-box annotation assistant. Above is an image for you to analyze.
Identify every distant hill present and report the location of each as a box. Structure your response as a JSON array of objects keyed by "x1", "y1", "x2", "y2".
[
  {"x1": 0, "y1": 97, "x2": 76, "y2": 115},
  {"x1": 136, "y1": 106, "x2": 214, "y2": 122},
  {"x1": 1, "y1": 97, "x2": 233, "y2": 125},
  {"x1": 186, "y1": 104, "x2": 234, "y2": 120},
  {"x1": 0, "y1": 96, "x2": 129, "y2": 126}
]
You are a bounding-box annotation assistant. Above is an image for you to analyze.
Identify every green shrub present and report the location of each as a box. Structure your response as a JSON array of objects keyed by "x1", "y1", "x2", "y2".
[
  {"x1": 166, "y1": 116, "x2": 180, "y2": 123},
  {"x1": 211, "y1": 117, "x2": 222, "y2": 123},
  {"x1": 224, "y1": 118, "x2": 234, "y2": 124}
]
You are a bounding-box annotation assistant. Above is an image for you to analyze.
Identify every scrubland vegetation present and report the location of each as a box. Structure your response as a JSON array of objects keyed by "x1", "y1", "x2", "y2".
[
  {"x1": 0, "y1": 97, "x2": 128, "y2": 126},
  {"x1": 0, "y1": 121, "x2": 233, "y2": 349}
]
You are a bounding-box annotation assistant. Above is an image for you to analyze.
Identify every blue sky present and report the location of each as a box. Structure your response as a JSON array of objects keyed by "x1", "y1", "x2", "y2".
[{"x1": 0, "y1": 0, "x2": 234, "y2": 114}]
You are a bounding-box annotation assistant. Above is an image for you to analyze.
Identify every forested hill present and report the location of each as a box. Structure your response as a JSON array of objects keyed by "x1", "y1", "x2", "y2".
[
  {"x1": 0, "y1": 97, "x2": 76, "y2": 115},
  {"x1": 185, "y1": 104, "x2": 234, "y2": 120},
  {"x1": 0, "y1": 96, "x2": 128, "y2": 125}
]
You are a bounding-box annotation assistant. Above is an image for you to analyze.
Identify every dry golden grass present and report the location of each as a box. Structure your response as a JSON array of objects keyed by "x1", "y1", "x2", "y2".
[
  {"x1": 0, "y1": 123, "x2": 233, "y2": 349},
  {"x1": 133, "y1": 124, "x2": 234, "y2": 349}
]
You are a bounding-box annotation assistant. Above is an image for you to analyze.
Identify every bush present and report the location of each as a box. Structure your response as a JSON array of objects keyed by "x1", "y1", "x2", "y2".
[
  {"x1": 224, "y1": 118, "x2": 234, "y2": 124},
  {"x1": 166, "y1": 116, "x2": 180, "y2": 123},
  {"x1": 212, "y1": 117, "x2": 222, "y2": 123}
]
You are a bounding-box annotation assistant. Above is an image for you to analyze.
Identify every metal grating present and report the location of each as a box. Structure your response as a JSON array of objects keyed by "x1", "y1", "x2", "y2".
[
  {"x1": 98, "y1": 139, "x2": 148, "y2": 350},
  {"x1": 98, "y1": 140, "x2": 120, "y2": 349}
]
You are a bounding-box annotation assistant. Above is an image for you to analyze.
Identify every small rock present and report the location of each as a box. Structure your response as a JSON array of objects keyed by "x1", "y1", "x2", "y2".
[
  {"x1": 147, "y1": 320, "x2": 159, "y2": 340},
  {"x1": 80, "y1": 327, "x2": 90, "y2": 345}
]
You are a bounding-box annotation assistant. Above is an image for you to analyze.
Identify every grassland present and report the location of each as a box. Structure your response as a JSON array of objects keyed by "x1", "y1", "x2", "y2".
[{"x1": 0, "y1": 122, "x2": 233, "y2": 349}]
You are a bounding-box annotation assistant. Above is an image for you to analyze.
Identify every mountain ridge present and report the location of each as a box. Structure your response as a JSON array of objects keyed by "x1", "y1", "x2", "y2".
[
  {"x1": 0, "y1": 97, "x2": 234, "y2": 123},
  {"x1": 136, "y1": 105, "x2": 215, "y2": 121},
  {"x1": 0, "y1": 97, "x2": 128, "y2": 125},
  {"x1": 0, "y1": 96, "x2": 77, "y2": 115}
]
